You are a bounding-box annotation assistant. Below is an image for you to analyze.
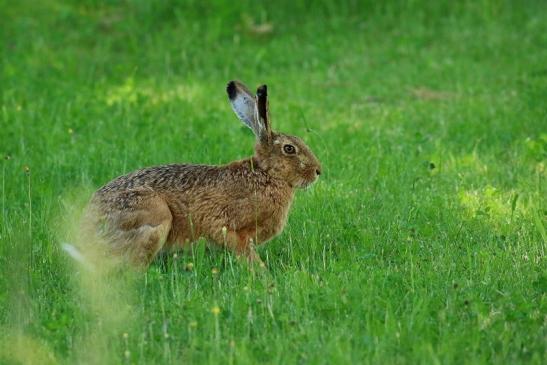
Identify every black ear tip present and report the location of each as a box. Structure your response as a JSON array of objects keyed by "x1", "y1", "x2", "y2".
[
  {"x1": 226, "y1": 81, "x2": 237, "y2": 100},
  {"x1": 256, "y1": 84, "x2": 268, "y2": 97}
]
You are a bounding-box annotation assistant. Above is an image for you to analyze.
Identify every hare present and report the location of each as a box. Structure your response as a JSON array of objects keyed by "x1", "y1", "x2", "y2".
[{"x1": 87, "y1": 81, "x2": 321, "y2": 267}]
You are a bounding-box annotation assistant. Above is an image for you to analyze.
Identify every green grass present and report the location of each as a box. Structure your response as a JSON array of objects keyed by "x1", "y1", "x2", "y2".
[{"x1": 1, "y1": 0, "x2": 546, "y2": 364}]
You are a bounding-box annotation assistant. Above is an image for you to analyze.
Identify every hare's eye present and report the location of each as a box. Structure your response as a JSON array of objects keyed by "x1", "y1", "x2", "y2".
[{"x1": 283, "y1": 144, "x2": 296, "y2": 154}]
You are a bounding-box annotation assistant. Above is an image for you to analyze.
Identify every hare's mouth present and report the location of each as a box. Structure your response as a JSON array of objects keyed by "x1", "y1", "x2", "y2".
[{"x1": 299, "y1": 177, "x2": 318, "y2": 190}]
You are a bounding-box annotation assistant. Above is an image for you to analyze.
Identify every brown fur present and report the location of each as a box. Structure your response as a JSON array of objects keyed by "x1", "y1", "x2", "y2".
[{"x1": 88, "y1": 81, "x2": 321, "y2": 267}]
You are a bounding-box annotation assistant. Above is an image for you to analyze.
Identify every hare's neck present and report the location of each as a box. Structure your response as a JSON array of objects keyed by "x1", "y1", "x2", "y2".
[
  {"x1": 230, "y1": 156, "x2": 294, "y2": 194},
  {"x1": 250, "y1": 156, "x2": 293, "y2": 188}
]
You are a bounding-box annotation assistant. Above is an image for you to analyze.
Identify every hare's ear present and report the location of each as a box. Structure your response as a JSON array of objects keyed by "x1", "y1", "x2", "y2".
[
  {"x1": 227, "y1": 81, "x2": 261, "y2": 135},
  {"x1": 255, "y1": 84, "x2": 272, "y2": 142}
]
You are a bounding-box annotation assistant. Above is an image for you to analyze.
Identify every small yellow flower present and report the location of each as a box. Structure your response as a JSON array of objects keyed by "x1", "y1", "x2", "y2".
[
  {"x1": 185, "y1": 262, "x2": 194, "y2": 271},
  {"x1": 211, "y1": 306, "x2": 221, "y2": 316},
  {"x1": 211, "y1": 267, "x2": 219, "y2": 275}
]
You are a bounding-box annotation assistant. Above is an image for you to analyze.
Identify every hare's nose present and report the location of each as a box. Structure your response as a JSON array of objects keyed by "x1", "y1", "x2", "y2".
[{"x1": 315, "y1": 169, "x2": 321, "y2": 176}]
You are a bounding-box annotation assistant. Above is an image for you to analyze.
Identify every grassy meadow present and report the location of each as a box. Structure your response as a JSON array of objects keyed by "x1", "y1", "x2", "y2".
[{"x1": 1, "y1": 0, "x2": 546, "y2": 364}]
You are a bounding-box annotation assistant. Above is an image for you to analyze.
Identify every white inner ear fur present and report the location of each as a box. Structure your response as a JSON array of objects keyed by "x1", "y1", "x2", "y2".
[{"x1": 230, "y1": 94, "x2": 257, "y2": 131}]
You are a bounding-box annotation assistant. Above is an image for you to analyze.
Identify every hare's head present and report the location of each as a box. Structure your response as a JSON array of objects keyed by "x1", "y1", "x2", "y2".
[{"x1": 227, "y1": 80, "x2": 321, "y2": 188}]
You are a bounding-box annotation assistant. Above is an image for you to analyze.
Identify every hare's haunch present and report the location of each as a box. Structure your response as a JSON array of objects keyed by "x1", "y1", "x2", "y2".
[{"x1": 89, "y1": 81, "x2": 321, "y2": 267}]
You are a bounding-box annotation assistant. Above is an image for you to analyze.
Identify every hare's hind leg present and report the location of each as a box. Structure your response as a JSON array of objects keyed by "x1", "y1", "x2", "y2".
[
  {"x1": 96, "y1": 190, "x2": 173, "y2": 267},
  {"x1": 122, "y1": 216, "x2": 172, "y2": 267}
]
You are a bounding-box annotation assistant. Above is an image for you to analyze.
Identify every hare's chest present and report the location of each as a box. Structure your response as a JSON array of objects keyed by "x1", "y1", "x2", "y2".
[{"x1": 254, "y1": 191, "x2": 294, "y2": 243}]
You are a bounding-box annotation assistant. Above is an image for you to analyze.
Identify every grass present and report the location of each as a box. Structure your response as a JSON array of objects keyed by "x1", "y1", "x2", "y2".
[{"x1": 1, "y1": 0, "x2": 546, "y2": 363}]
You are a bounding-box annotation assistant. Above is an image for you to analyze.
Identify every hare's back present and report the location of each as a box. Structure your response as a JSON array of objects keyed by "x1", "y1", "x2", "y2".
[{"x1": 96, "y1": 164, "x2": 222, "y2": 194}]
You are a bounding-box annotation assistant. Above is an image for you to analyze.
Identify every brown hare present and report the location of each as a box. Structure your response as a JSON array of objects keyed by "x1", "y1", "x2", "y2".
[{"x1": 87, "y1": 81, "x2": 321, "y2": 267}]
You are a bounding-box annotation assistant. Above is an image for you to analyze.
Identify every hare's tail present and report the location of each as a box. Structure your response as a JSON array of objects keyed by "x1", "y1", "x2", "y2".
[{"x1": 61, "y1": 242, "x2": 95, "y2": 271}]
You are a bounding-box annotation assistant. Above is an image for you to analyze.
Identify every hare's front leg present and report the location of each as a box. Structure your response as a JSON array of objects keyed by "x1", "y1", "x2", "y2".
[{"x1": 222, "y1": 230, "x2": 264, "y2": 266}]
